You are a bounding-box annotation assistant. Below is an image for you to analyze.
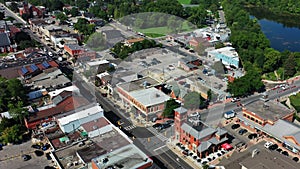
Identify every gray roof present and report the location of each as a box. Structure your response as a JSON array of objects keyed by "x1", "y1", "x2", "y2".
[
  {"x1": 174, "y1": 107, "x2": 187, "y2": 114},
  {"x1": 216, "y1": 127, "x2": 227, "y2": 136},
  {"x1": 129, "y1": 87, "x2": 170, "y2": 107},
  {"x1": 0, "y1": 33, "x2": 11, "y2": 47},
  {"x1": 181, "y1": 123, "x2": 216, "y2": 140},
  {"x1": 262, "y1": 119, "x2": 300, "y2": 150},
  {"x1": 197, "y1": 141, "x2": 212, "y2": 152},
  {"x1": 244, "y1": 100, "x2": 293, "y2": 122},
  {"x1": 180, "y1": 55, "x2": 199, "y2": 64}
]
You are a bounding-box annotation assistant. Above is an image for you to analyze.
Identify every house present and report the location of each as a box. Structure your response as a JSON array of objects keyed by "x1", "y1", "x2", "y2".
[
  {"x1": 24, "y1": 92, "x2": 89, "y2": 129},
  {"x1": 207, "y1": 47, "x2": 240, "y2": 68},
  {"x1": 189, "y1": 37, "x2": 209, "y2": 48},
  {"x1": 18, "y1": 2, "x2": 45, "y2": 18},
  {"x1": 116, "y1": 77, "x2": 170, "y2": 121},
  {"x1": 174, "y1": 107, "x2": 229, "y2": 158},
  {"x1": 0, "y1": 32, "x2": 15, "y2": 53},
  {"x1": 29, "y1": 67, "x2": 71, "y2": 90},
  {"x1": 18, "y1": 60, "x2": 59, "y2": 80},
  {"x1": 178, "y1": 55, "x2": 201, "y2": 71}
]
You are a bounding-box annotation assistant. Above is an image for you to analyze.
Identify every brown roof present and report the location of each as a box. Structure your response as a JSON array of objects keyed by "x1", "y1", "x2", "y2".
[
  {"x1": 126, "y1": 38, "x2": 144, "y2": 43},
  {"x1": 27, "y1": 95, "x2": 89, "y2": 122},
  {"x1": 0, "y1": 66, "x2": 22, "y2": 79},
  {"x1": 81, "y1": 117, "x2": 110, "y2": 132}
]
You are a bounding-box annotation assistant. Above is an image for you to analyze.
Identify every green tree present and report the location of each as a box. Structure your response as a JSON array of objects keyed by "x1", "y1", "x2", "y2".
[
  {"x1": 70, "y1": 7, "x2": 79, "y2": 17},
  {"x1": 0, "y1": 124, "x2": 25, "y2": 144},
  {"x1": 7, "y1": 78, "x2": 26, "y2": 102},
  {"x1": 86, "y1": 32, "x2": 107, "y2": 51},
  {"x1": 19, "y1": 40, "x2": 35, "y2": 50},
  {"x1": 14, "y1": 31, "x2": 31, "y2": 44},
  {"x1": 8, "y1": 101, "x2": 28, "y2": 125},
  {"x1": 284, "y1": 54, "x2": 297, "y2": 78},
  {"x1": 183, "y1": 92, "x2": 206, "y2": 109},
  {"x1": 77, "y1": 0, "x2": 89, "y2": 10},
  {"x1": 263, "y1": 48, "x2": 281, "y2": 72},
  {"x1": 207, "y1": 89, "x2": 212, "y2": 101},
  {"x1": 55, "y1": 12, "x2": 67, "y2": 22},
  {"x1": 163, "y1": 99, "x2": 180, "y2": 118},
  {"x1": 0, "y1": 118, "x2": 16, "y2": 132}
]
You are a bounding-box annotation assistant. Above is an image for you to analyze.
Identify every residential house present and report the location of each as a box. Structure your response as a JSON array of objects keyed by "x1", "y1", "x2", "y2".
[
  {"x1": 0, "y1": 32, "x2": 16, "y2": 53},
  {"x1": 174, "y1": 107, "x2": 229, "y2": 158},
  {"x1": 18, "y1": 60, "x2": 59, "y2": 80},
  {"x1": 124, "y1": 38, "x2": 144, "y2": 47},
  {"x1": 29, "y1": 67, "x2": 71, "y2": 90}
]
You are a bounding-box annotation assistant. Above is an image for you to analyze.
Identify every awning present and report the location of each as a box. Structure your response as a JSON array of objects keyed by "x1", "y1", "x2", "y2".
[{"x1": 221, "y1": 143, "x2": 233, "y2": 150}]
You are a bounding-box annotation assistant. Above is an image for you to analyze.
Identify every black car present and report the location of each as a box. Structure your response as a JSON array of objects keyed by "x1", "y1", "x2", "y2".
[
  {"x1": 269, "y1": 144, "x2": 278, "y2": 151},
  {"x1": 31, "y1": 144, "x2": 41, "y2": 149},
  {"x1": 22, "y1": 154, "x2": 30, "y2": 161},
  {"x1": 152, "y1": 123, "x2": 163, "y2": 130},
  {"x1": 282, "y1": 151, "x2": 289, "y2": 156},
  {"x1": 166, "y1": 120, "x2": 174, "y2": 125},
  {"x1": 248, "y1": 133, "x2": 258, "y2": 139},
  {"x1": 46, "y1": 153, "x2": 52, "y2": 160},
  {"x1": 231, "y1": 124, "x2": 240, "y2": 130},
  {"x1": 238, "y1": 129, "x2": 248, "y2": 135}
]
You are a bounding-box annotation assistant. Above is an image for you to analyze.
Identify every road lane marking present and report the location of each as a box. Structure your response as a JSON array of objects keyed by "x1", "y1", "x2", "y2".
[{"x1": 153, "y1": 145, "x2": 167, "y2": 152}]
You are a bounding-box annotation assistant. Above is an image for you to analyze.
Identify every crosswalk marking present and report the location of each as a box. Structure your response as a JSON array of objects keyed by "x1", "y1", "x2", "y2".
[
  {"x1": 147, "y1": 127, "x2": 168, "y2": 142},
  {"x1": 124, "y1": 125, "x2": 136, "y2": 131}
]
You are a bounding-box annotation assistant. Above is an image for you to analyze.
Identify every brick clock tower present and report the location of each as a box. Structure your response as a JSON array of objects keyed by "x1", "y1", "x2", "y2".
[{"x1": 174, "y1": 107, "x2": 188, "y2": 142}]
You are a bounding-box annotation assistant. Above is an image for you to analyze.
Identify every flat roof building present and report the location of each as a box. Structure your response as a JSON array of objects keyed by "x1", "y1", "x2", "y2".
[
  {"x1": 91, "y1": 144, "x2": 153, "y2": 169},
  {"x1": 207, "y1": 46, "x2": 239, "y2": 68}
]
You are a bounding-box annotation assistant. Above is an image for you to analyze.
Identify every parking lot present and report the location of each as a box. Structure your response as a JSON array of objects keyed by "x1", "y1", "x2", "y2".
[{"x1": 0, "y1": 141, "x2": 52, "y2": 169}]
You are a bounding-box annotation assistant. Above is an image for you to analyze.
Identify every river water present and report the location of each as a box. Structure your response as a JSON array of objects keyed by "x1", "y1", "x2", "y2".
[{"x1": 248, "y1": 8, "x2": 300, "y2": 52}]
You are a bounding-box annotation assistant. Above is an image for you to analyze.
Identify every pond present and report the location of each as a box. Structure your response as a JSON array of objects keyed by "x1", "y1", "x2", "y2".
[{"x1": 248, "y1": 7, "x2": 300, "y2": 52}]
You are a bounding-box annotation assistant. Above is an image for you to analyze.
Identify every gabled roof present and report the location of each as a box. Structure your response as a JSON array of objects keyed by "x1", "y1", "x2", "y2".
[
  {"x1": 26, "y1": 95, "x2": 89, "y2": 123},
  {"x1": 181, "y1": 122, "x2": 217, "y2": 140},
  {"x1": 197, "y1": 141, "x2": 212, "y2": 152},
  {"x1": 0, "y1": 33, "x2": 11, "y2": 47}
]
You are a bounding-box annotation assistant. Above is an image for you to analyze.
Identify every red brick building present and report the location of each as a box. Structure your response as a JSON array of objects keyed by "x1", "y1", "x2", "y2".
[
  {"x1": 25, "y1": 92, "x2": 89, "y2": 129},
  {"x1": 178, "y1": 55, "x2": 202, "y2": 71},
  {"x1": 236, "y1": 100, "x2": 294, "y2": 133},
  {"x1": 64, "y1": 44, "x2": 96, "y2": 59},
  {"x1": 174, "y1": 107, "x2": 229, "y2": 158}
]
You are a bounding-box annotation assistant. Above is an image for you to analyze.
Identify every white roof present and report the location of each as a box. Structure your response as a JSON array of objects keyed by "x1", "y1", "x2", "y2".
[
  {"x1": 129, "y1": 87, "x2": 170, "y2": 107},
  {"x1": 209, "y1": 46, "x2": 239, "y2": 60},
  {"x1": 57, "y1": 105, "x2": 104, "y2": 126},
  {"x1": 48, "y1": 85, "x2": 79, "y2": 98},
  {"x1": 96, "y1": 72, "x2": 109, "y2": 79},
  {"x1": 87, "y1": 60, "x2": 109, "y2": 67}
]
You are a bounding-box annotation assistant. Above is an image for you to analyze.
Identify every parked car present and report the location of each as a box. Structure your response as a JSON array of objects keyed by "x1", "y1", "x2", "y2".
[
  {"x1": 166, "y1": 120, "x2": 174, "y2": 125},
  {"x1": 22, "y1": 154, "x2": 30, "y2": 161},
  {"x1": 238, "y1": 129, "x2": 248, "y2": 135},
  {"x1": 231, "y1": 124, "x2": 240, "y2": 130},
  {"x1": 31, "y1": 144, "x2": 41, "y2": 149},
  {"x1": 264, "y1": 141, "x2": 273, "y2": 149},
  {"x1": 152, "y1": 123, "x2": 163, "y2": 130}
]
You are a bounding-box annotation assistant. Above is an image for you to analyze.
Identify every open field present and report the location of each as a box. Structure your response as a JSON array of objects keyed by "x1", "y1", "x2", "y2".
[{"x1": 178, "y1": 0, "x2": 191, "y2": 4}]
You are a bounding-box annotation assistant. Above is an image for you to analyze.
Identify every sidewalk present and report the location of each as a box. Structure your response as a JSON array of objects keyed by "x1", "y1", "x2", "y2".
[{"x1": 166, "y1": 140, "x2": 202, "y2": 169}]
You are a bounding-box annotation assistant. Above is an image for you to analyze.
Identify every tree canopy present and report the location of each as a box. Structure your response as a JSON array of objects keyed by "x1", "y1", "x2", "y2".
[{"x1": 163, "y1": 99, "x2": 180, "y2": 118}]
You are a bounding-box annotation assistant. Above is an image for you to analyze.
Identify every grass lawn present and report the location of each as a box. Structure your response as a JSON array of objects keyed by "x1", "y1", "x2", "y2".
[
  {"x1": 144, "y1": 33, "x2": 165, "y2": 38},
  {"x1": 262, "y1": 72, "x2": 278, "y2": 81},
  {"x1": 290, "y1": 93, "x2": 300, "y2": 112},
  {"x1": 135, "y1": 21, "x2": 195, "y2": 37},
  {"x1": 178, "y1": 0, "x2": 191, "y2": 4}
]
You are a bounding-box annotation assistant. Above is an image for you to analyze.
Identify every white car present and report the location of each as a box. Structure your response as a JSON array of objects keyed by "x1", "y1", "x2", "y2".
[
  {"x1": 264, "y1": 141, "x2": 273, "y2": 149},
  {"x1": 48, "y1": 52, "x2": 53, "y2": 57}
]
